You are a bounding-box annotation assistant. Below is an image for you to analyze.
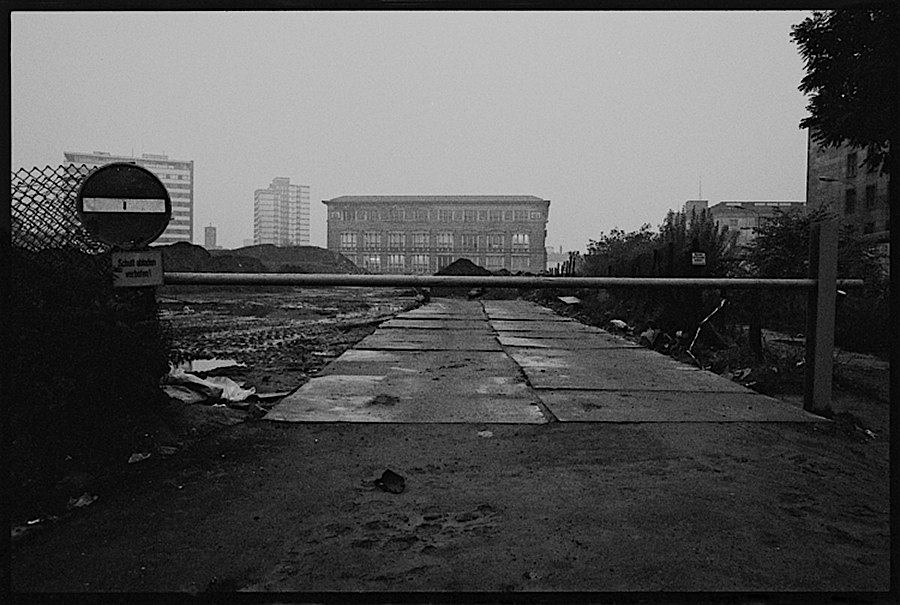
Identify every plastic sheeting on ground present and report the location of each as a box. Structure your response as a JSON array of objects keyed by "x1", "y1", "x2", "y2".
[{"x1": 162, "y1": 368, "x2": 256, "y2": 405}]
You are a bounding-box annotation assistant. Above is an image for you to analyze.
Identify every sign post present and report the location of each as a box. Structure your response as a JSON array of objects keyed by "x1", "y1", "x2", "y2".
[{"x1": 76, "y1": 162, "x2": 171, "y2": 287}]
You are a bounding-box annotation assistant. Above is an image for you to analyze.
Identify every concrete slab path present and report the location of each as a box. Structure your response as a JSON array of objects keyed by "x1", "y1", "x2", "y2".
[
  {"x1": 12, "y1": 298, "x2": 888, "y2": 594},
  {"x1": 265, "y1": 299, "x2": 823, "y2": 424}
]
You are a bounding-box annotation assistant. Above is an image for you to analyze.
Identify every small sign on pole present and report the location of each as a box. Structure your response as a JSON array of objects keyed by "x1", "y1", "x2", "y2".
[
  {"x1": 691, "y1": 252, "x2": 707, "y2": 267},
  {"x1": 112, "y1": 250, "x2": 164, "y2": 287}
]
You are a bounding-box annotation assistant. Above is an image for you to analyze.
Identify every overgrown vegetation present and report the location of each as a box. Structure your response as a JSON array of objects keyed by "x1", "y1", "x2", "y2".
[
  {"x1": 544, "y1": 206, "x2": 888, "y2": 380},
  {"x1": 791, "y1": 8, "x2": 897, "y2": 174}
]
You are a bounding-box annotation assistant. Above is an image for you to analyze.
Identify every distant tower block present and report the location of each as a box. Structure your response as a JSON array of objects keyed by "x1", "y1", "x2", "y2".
[
  {"x1": 254, "y1": 177, "x2": 311, "y2": 246},
  {"x1": 204, "y1": 225, "x2": 217, "y2": 249}
]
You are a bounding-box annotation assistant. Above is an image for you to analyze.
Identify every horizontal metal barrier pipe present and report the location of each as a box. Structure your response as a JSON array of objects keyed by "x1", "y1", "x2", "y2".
[{"x1": 163, "y1": 272, "x2": 865, "y2": 290}]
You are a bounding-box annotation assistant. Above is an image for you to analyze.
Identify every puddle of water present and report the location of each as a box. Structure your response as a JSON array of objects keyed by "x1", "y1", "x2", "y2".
[{"x1": 174, "y1": 358, "x2": 247, "y2": 372}]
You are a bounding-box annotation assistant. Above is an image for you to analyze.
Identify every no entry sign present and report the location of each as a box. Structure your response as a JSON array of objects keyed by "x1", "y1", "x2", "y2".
[{"x1": 76, "y1": 162, "x2": 171, "y2": 249}]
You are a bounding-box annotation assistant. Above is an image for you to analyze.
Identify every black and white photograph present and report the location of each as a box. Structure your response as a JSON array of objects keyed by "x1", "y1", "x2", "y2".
[{"x1": 7, "y1": 6, "x2": 895, "y2": 598}]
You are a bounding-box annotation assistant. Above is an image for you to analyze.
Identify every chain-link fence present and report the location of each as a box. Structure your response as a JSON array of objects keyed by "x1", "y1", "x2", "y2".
[
  {"x1": 10, "y1": 164, "x2": 118, "y2": 306},
  {"x1": 9, "y1": 165, "x2": 171, "y2": 495},
  {"x1": 12, "y1": 164, "x2": 105, "y2": 252}
]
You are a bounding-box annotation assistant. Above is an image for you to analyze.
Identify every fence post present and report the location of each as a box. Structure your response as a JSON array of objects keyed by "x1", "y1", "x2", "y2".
[{"x1": 803, "y1": 219, "x2": 838, "y2": 415}]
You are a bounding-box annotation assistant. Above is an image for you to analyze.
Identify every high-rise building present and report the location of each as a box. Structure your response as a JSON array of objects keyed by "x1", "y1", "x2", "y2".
[
  {"x1": 63, "y1": 150, "x2": 194, "y2": 245},
  {"x1": 253, "y1": 177, "x2": 311, "y2": 246},
  {"x1": 204, "y1": 225, "x2": 217, "y2": 249},
  {"x1": 323, "y1": 195, "x2": 550, "y2": 274}
]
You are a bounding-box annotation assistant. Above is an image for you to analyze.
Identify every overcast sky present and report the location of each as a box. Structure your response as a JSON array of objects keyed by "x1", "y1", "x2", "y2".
[{"x1": 11, "y1": 10, "x2": 813, "y2": 251}]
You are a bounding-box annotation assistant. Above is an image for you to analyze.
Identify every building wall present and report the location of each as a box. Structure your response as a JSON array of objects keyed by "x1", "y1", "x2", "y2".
[
  {"x1": 681, "y1": 199, "x2": 805, "y2": 247},
  {"x1": 323, "y1": 195, "x2": 550, "y2": 274},
  {"x1": 64, "y1": 150, "x2": 194, "y2": 245},
  {"x1": 805, "y1": 130, "x2": 891, "y2": 236},
  {"x1": 254, "y1": 177, "x2": 311, "y2": 246},
  {"x1": 709, "y1": 201, "x2": 805, "y2": 247}
]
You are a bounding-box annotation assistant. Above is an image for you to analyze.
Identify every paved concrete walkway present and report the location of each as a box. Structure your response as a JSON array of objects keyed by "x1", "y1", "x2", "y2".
[{"x1": 266, "y1": 299, "x2": 823, "y2": 424}]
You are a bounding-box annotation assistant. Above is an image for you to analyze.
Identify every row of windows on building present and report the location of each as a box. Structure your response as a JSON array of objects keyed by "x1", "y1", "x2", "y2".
[
  {"x1": 355, "y1": 253, "x2": 534, "y2": 273},
  {"x1": 331, "y1": 208, "x2": 544, "y2": 223},
  {"x1": 339, "y1": 231, "x2": 532, "y2": 251},
  {"x1": 140, "y1": 163, "x2": 192, "y2": 174},
  {"x1": 843, "y1": 184, "x2": 886, "y2": 215}
]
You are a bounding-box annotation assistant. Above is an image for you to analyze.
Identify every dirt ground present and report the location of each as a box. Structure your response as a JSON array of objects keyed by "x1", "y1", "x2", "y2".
[{"x1": 8, "y1": 288, "x2": 892, "y2": 596}]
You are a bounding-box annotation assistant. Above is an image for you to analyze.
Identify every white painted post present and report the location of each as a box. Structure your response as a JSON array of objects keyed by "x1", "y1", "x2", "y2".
[{"x1": 804, "y1": 219, "x2": 839, "y2": 415}]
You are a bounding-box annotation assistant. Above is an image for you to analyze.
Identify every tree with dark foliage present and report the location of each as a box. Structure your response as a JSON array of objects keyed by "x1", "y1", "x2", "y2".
[{"x1": 791, "y1": 8, "x2": 898, "y2": 174}]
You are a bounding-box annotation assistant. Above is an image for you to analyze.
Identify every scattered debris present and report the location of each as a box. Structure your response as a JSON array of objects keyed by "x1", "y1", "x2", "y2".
[
  {"x1": 686, "y1": 298, "x2": 728, "y2": 367},
  {"x1": 128, "y1": 452, "x2": 151, "y2": 464},
  {"x1": 161, "y1": 368, "x2": 256, "y2": 405},
  {"x1": 67, "y1": 493, "x2": 98, "y2": 510},
  {"x1": 858, "y1": 427, "x2": 877, "y2": 439},
  {"x1": 477, "y1": 430, "x2": 494, "y2": 438},
  {"x1": 609, "y1": 319, "x2": 630, "y2": 331},
  {"x1": 523, "y1": 571, "x2": 542, "y2": 581},
  {"x1": 374, "y1": 469, "x2": 406, "y2": 494},
  {"x1": 640, "y1": 328, "x2": 661, "y2": 347},
  {"x1": 557, "y1": 296, "x2": 581, "y2": 305},
  {"x1": 11, "y1": 516, "x2": 60, "y2": 541},
  {"x1": 161, "y1": 385, "x2": 206, "y2": 404},
  {"x1": 174, "y1": 358, "x2": 246, "y2": 373},
  {"x1": 729, "y1": 368, "x2": 753, "y2": 382}
]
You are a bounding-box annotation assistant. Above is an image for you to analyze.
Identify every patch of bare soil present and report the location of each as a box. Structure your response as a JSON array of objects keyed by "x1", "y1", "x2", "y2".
[{"x1": 157, "y1": 286, "x2": 418, "y2": 425}]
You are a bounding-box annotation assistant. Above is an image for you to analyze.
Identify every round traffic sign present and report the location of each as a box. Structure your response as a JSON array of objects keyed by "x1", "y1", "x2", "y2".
[{"x1": 76, "y1": 162, "x2": 172, "y2": 249}]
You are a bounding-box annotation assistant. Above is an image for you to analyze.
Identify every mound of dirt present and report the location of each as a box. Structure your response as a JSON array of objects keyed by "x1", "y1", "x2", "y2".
[
  {"x1": 212, "y1": 244, "x2": 363, "y2": 274},
  {"x1": 157, "y1": 243, "x2": 361, "y2": 274},
  {"x1": 435, "y1": 257, "x2": 492, "y2": 276},
  {"x1": 156, "y1": 242, "x2": 266, "y2": 273},
  {"x1": 432, "y1": 257, "x2": 492, "y2": 297}
]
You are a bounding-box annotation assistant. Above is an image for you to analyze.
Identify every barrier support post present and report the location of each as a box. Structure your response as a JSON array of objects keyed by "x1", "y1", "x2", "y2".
[{"x1": 804, "y1": 219, "x2": 839, "y2": 415}]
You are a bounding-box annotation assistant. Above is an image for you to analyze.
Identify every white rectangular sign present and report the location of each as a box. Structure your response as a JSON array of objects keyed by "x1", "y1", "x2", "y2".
[
  {"x1": 84, "y1": 197, "x2": 167, "y2": 213},
  {"x1": 112, "y1": 250, "x2": 164, "y2": 287},
  {"x1": 691, "y1": 252, "x2": 707, "y2": 267}
]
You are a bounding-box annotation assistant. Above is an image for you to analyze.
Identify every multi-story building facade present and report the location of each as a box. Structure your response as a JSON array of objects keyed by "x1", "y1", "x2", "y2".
[
  {"x1": 64, "y1": 150, "x2": 194, "y2": 245},
  {"x1": 254, "y1": 177, "x2": 311, "y2": 246},
  {"x1": 323, "y1": 195, "x2": 550, "y2": 274},
  {"x1": 805, "y1": 130, "x2": 891, "y2": 237},
  {"x1": 682, "y1": 199, "x2": 805, "y2": 247}
]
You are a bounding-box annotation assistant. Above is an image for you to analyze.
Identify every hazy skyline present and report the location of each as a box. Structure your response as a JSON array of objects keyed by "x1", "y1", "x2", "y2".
[{"x1": 12, "y1": 10, "x2": 813, "y2": 251}]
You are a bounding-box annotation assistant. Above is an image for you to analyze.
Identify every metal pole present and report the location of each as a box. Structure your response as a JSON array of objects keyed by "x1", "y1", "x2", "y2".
[
  {"x1": 804, "y1": 219, "x2": 839, "y2": 415},
  {"x1": 162, "y1": 272, "x2": 863, "y2": 291}
]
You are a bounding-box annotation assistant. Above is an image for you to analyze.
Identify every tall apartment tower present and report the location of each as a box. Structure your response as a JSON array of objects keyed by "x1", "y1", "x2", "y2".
[
  {"x1": 253, "y1": 177, "x2": 311, "y2": 246},
  {"x1": 64, "y1": 150, "x2": 194, "y2": 245}
]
